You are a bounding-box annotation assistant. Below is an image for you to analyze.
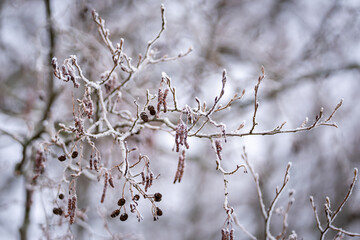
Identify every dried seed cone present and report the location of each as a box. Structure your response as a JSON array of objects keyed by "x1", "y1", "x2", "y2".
[
  {"x1": 118, "y1": 198, "x2": 126, "y2": 206},
  {"x1": 148, "y1": 105, "x2": 156, "y2": 115},
  {"x1": 120, "y1": 213, "x2": 128, "y2": 221},
  {"x1": 156, "y1": 207, "x2": 163, "y2": 216},
  {"x1": 59, "y1": 193, "x2": 65, "y2": 199},
  {"x1": 140, "y1": 112, "x2": 149, "y2": 122},
  {"x1": 110, "y1": 209, "x2": 120, "y2": 218},
  {"x1": 58, "y1": 155, "x2": 66, "y2": 161},
  {"x1": 53, "y1": 207, "x2": 63, "y2": 215},
  {"x1": 154, "y1": 192, "x2": 162, "y2": 202},
  {"x1": 71, "y1": 151, "x2": 78, "y2": 158}
]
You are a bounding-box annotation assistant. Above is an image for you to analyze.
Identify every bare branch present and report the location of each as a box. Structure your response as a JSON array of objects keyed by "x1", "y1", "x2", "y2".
[
  {"x1": 143, "y1": 4, "x2": 166, "y2": 62},
  {"x1": 249, "y1": 66, "x2": 265, "y2": 134},
  {"x1": 310, "y1": 168, "x2": 359, "y2": 239}
]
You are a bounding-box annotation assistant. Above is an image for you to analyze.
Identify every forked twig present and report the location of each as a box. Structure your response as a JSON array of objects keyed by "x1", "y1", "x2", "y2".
[{"x1": 310, "y1": 168, "x2": 359, "y2": 239}]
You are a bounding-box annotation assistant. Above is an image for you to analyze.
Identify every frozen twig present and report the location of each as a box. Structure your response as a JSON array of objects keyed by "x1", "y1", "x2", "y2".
[
  {"x1": 206, "y1": 70, "x2": 227, "y2": 117},
  {"x1": 265, "y1": 162, "x2": 292, "y2": 239},
  {"x1": 92, "y1": 10, "x2": 115, "y2": 54},
  {"x1": 276, "y1": 190, "x2": 295, "y2": 239},
  {"x1": 249, "y1": 66, "x2": 265, "y2": 134},
  {"x1": 310, "y1": 168, "x2": 359, "y2": 239},
  {"x1": 241, "y1": 147, "x2": 267, "y2": 220},
  {"x1": 143, "y1": 5, "x2": 166, "y2": 63},
  {"x1": 242, "y1": 147, "x2": 293, "y2": 240},
  {"x1": 149, "y1": 47, "x2": 193, "y2": 64},
  {"x1": 190, "y1": 102, "x2": 342, "y2": 139},
  {"x1": 215, "y1": 89, "x2": 245, "y2": 112},
  {"x1": 40, "y1": 2, "x2": 347, "y2": 238},
  {"x1": 325, "y1": 99, "x2": 343, "y2": 123}
]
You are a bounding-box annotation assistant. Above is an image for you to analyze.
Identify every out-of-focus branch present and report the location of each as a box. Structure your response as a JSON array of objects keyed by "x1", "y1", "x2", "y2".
[
  {"x1": 143, "y1": 4, "x2": 166, "y2": 62},
  {"x1": 241, "y1": 147, "x2": 293, "y2": 240},
  {"x1": 0, "y1": 128, "x2": 23, "y2": 144},
  {"x1": 241, "y1": 147, "x2": 267, "y2": 220},
  {"x1": 238, "y1": 63, "x2": 360, "y2": 110},
  {"x1": 265, "y1": 163, "x2": 291, "y2": 239},
  {"x1": 18, "y1": 1, "x2": 59, "y2": 239},
  {"x1": 310, "y1": 168, "x2": 359, "y2": 239},
  {"x1": 206, "y1": 70, "x2": 227, "y2": 117},
  {"x1": 276, "y1": 190, "x2": 295, "y2": 239}
]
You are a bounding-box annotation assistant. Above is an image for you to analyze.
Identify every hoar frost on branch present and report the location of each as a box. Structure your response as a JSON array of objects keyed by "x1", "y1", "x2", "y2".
[{"x1": 42, "y1": 4, "x2": 359, "y2": 240}]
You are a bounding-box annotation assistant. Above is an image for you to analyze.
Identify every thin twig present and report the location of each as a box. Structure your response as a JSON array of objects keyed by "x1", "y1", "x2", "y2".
[
  {"x1": 310, "y1": 168, "x2": 359, "y2": 239},
  {"x1": 143, "y1": 4, "x2": 166, "y2": 63},
  {"x1": 249, "y1": 66, "x2": 265, "y2": 134}
]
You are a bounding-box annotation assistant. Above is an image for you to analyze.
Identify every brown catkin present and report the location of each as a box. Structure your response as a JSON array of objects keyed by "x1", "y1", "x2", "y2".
[
  {"x1": 230, "y1": 229, "x2": 234, "y2": 240},
  {"x1": 71, "y1": 196, "x2": 77, "y2": 210},
  {"x1": 69, "y1": 196, "x2": 77, "y2": 224},
  {"x1": 67, "y1": 198, "x2": 72, "y2": 217},
  {"x1": 221, "y1": 229, "x2": 227, "y2": 240},
  {"x1": 174, "y1": 150, "x2": 186, "y2": 184},
  {"x1": 141, "y1": 172, "x2": 145, "y2": 184},
  {"x1": 94, "y1": 159, "x2": 98, "y2": 171},
  {"x1": 101, "y1": 172, "x2": 108, "y2": 203},
  {"x1": 163, "y1": 89, "x2": 169, "y2": 113},
  {"x1": 215, "y1": 140, "x2": 223, "y2": 160},
  {"x1": 110, "y1": 209, "x2": 120, "y2": 218},
  {"x1": 157, "y1": 89, "x2": 163, "y2": 116},
  {"x1": 145, "y1": 176, "x2": 150, "y2": 192},
  {"x1": 149, "y1": 172, "x2": 154, "y2": 187},
  {"x1": 108, "y1": 173, "x2": 114, "y2": 188}
]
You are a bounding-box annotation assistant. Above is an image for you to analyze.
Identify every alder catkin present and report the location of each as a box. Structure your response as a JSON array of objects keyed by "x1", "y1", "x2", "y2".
[{"x1": 110, "y1": 209, "x2": 120, "y2": 218}]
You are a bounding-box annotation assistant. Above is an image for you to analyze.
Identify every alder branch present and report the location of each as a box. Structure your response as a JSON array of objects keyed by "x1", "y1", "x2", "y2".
[
  {"x1": 242, "y1": 147, "x2": 293, "y2": 240},
  {"x1": 310, "y1": 168, "x2": 359, "y2": 239},
  {"x1": 34, "y1": 3, "x2": 349, "y2": 239}
]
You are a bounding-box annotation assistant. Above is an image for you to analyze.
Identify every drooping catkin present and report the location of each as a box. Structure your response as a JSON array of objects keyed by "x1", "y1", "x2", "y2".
[
  {"x1": 163, "y1": 88, "x2": 169, "y2": 113},
  {"x1": 108, "y1": 172, "x2": 114, "y2": 188},
  {"x1": 157, "y1": 89, "x2": 163, "y2": 116},
  {"x1": 215, "y1": 140, "x2": 223, "y2": 160},
  {"x1": 175, "y1": 121, "x2": 189, "y2": 152},
  {"x1": 174, "y1": 150, "x2": 186, "y2": 183},
  {"x1": 101, "y1": 172, "x2": 108, "y2": 203},
  {"x1": 67, "y1": 195, "x2": 77, "y2": 224}
]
